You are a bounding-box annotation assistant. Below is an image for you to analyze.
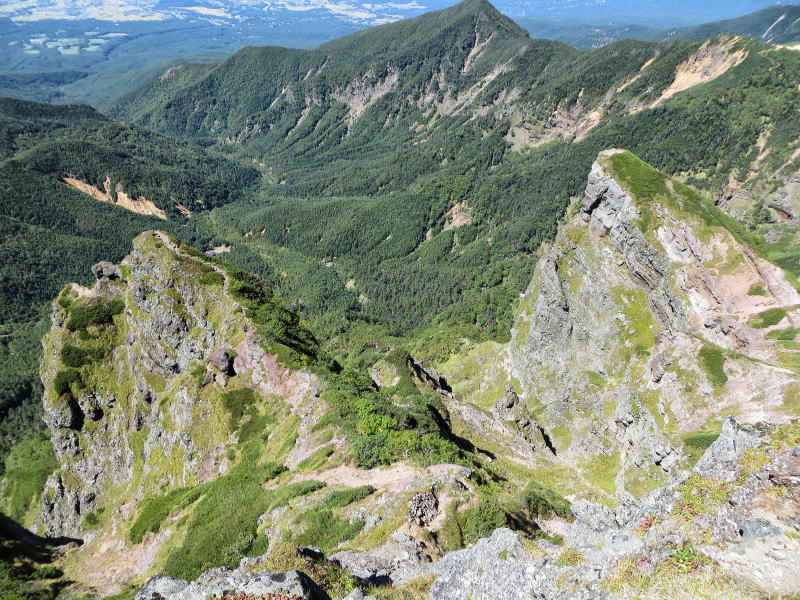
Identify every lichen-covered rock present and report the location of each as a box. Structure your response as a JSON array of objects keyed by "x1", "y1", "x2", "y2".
[
  {"x1": 39, "y1": 231, "x2": 320, "y2": 538},
  {"x1": 695, "y1": 416, "x2": 765, "y2": 481},
  {"x1": 136, "y1": 570, "x2": 329, "y2": 600},
  {"x1": 424, "y1": 528, "x2": 605, "y2": 600},
  {"x1": 330, "y1": 533, "x2": 432, "y2": 585}
]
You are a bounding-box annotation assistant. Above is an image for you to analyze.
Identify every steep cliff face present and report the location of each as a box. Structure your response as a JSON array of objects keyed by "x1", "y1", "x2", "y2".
[
  {"x1": 444, "y1": 150, "x2": 800, "y2": 499},
  {"x1": 39, "y1": 231, "x2": 320, "y2": 539}
]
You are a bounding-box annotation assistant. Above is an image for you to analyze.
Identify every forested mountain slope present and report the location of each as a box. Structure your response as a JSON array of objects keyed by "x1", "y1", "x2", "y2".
[
  {"x1": 110, "y1": 0, "x2": 800, "y2": 350},
  {"x1": 660, "y1": 5, "x2": 800, "y2": 45}
]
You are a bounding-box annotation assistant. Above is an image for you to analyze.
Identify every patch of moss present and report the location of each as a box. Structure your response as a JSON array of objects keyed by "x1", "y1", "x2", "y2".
[
  {"x1": 673, "y1": 473, "x2": 731, "y2": 521},
  {"x1": 748, "y1": 307, "x2": 787, "y2": 329},
  {"x1": 698, "y1": 346, "x2": 727, "y2": 387},
  {"x1": 323, "y1": 485, "x2": 376, "y2": 508},
  {"x1": 747, "y1": 283, "x2": 767, "y2": 296}
]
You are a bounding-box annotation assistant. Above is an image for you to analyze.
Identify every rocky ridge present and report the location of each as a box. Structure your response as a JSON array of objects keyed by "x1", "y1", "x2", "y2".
[
  {"x1": 442, "y1": 149, "x2": 800, "y2": 500},
  {"x1": 136, "y1": 417, "x2": 800, "y2": 599},
  {"x1": 39, "y1": 230, "x2": 321, "y2": 539}
]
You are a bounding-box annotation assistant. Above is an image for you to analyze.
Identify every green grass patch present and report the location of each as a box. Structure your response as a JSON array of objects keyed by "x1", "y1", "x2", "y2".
[
  {"x1": 161, "y1": 434, "x2": 326, "y2": 580},
  {"x1": 682, "y1": 426, "x2": 721, "y2": 463},
  {"x1": 698, "y1": 346, "x2": 727, "y2": 387},
  {"x1": 582, "y1": 452, "x2": 621, "y2": 496},
  {"x1": 129, "y1": 487, "x2": 195, "y2": 544},
  {"x1": 766, "y1": 327, "x2": 798, "y2": 341},
  {"x1": 293, "y1": 509, "x2": 365, "y2": 552},
  {"x1": 323, "y1": 485, "x2": 376, "y2": 508},
  {"x1": 748, "y1": 307, "x2": 787, "y2": 329},
  {"x1": 0, "y1": 432, "x2": 57, "y2": 525},
  {"x1": 586, "y1": 371, "x2": 606, "y2": 387},
  {"x1": 747, "y1": 283, "x2": 767, "y2": 296},
  {"x1": 296, "y1": 445, "x2": 335, "y2": 473}
]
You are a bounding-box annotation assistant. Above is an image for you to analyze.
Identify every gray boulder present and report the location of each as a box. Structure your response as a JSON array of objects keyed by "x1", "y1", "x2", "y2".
[
  {"x1": 426, "y1": 528, "x2": 606, "y2": 600},
  {"x1": 136, "y1": 570, "x2": 329, "y2": 600},
  {"x1": 330, "y1": 534, "x2": 432, "y2": 585}
]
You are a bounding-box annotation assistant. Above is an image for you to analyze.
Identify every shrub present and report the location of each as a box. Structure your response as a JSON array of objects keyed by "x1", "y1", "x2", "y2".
[
  {"x1": 60, "y1": 343, "x2": 103, "y2": 368},
  {"x1": 323, "y1": 485, "x2": 376, "y2": 508},
  {"x1": 53, "y1": 368, "x2": 82, "y2": 396},
  {"x1": 463, "y1": 498, "x2": 507, "y2": 545},
  {"x1": 522, "y1": 482, "x2": 572, "y2": 520},
  {"x1": 65, "y1": 298, "x2": 124, "y2": 332},
  {"x1": 82, "y1": 508, "x2": 104, "y2": 529}
]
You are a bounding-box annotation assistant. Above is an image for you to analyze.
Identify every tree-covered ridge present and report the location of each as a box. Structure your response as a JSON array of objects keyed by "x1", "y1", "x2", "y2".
[
  {"x1": 661, "y1": 5, "x2": 800, "y2": 45},
  {"x1": 0, "y1": 97, "x2": 259, "y2": 218}
]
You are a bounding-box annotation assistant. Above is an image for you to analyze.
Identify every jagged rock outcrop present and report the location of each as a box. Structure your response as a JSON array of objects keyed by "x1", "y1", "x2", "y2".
[
  {"x1": 39, "y1": 231, "x2": 320, "y2": 538},
  {"x1": 442, "y1": 149, "x2": 800, "y2": 499}
]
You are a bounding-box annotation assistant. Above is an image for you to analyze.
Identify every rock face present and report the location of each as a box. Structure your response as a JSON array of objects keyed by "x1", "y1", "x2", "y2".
[
  {"x1": 418, "y1": 419, "x2": 800, "y2": 600},
  {"x1": 445, "y1": 149, "x2": 800, "y2": 500},
  {"x1": 39, "y1": 231, "x2": 319, "y2": 538},
  {"x1": 137, "y1": 570, "x2": 329, "y2": 600}
]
